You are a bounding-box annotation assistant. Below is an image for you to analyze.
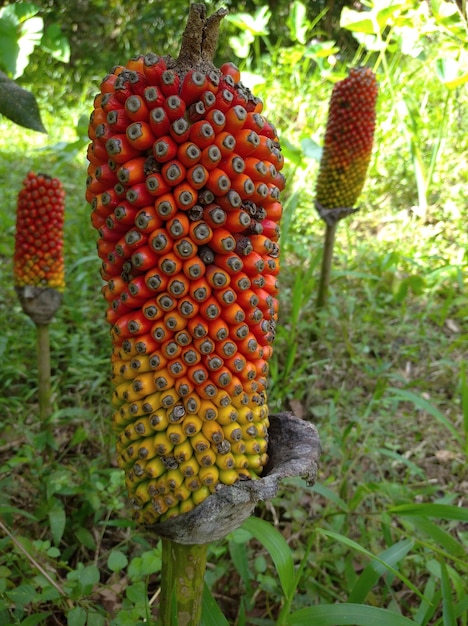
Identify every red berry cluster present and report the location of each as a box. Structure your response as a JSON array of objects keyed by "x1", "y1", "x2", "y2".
[
  {"x1": 86, "y1": 53, "x2": 285, "y2": 523},
  {"x1": 315, "y1": 67, "x2": 378, "y2": 210},
  {"x1": 14, "y1": 172, "x2": 65, "y2": 290}
]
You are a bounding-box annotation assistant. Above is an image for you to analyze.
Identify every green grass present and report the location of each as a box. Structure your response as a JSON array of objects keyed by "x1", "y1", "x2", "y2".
[{"x1": 0, "y1": 18, "x2": 467, "y2": 626}]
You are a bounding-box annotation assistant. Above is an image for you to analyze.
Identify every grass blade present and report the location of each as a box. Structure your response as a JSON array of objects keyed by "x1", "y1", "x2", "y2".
[
  {"x1": 461, "y1": 363, "x2": 468, "y2": 455},
  {"x1": 440, "y1": 560, "x2": 456, "y2": 626},
  {"x1": 277, "y1": 534, "x2": 315, "y2": 625},
  {"x1": 388, "y1": 389, "x2": 462, "y2": 445},
  {"x1": 453, "y1": 595, "x2": 468, "y2": 622},
  {"x1": 229, "y1": 538, "x2": 254, "y2": 610},
  {"x1": 241, "y1": 516, "x2": 295, "y2": 601},
  {"x1": 286, "y1": 604, "x2": 419, "y2": 625},
  {"x1": 312, "y1": 483, "x2": 349, "y2": 512},
  {"x1": 414, "y1": 577, "x2": 439, "y2": 626},
  {"x1": 402, "y1": 516, "x2": 466, "y2": 559},
  {"x1": 318, "y1": 529, "x2": 429, "y2": 605},
  {"x1": 376, "y1": 448, "x2": 426, "y2": 479},
  {"x1": 348, "y1": 539, "x2": 414, "y2": 603},
  {"x1": 201, "y1": 582, "x2": 229, "y2": 626},
  {"x1": 389, "y1": 503, "x2": 468, "y2": 522},
  {"x1": 0, "y1": 506, "x2": 37, "y2": 521}
]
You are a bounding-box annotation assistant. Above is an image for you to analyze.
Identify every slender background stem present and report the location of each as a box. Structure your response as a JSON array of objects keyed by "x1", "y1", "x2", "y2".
[
  {"x1": 316, "y1": 222, "x2": 338, "y2": 309},
  {"x1": 36, "y1": 322, "x2": 52, "y2": 422}
]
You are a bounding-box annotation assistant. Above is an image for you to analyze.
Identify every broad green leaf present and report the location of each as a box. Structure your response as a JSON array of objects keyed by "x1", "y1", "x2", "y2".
[
  {"x1": 69, "y1": 427, "x2": 89, "y2": 447},
  {"x1": 241, "y1": 516, "x2": 295, "y2": 600},
  {"x1": 435, "y1": 57, "x2": 468, "y2": 89},
  {"x1": 280, "y1": 138, "x2": 306, "y2": 167},
  {"x1": 15, "y1": 15, "x2": 43, "y2": 78},
  {"x1": 226, "y1": 7, "x2": 271, "y2": 36},
  {"x1": 318, "y1": 529, "x2": 428, "y2": 604},
  {"x1": 0, "y1": 4, "x2": 45, "y2": 77},
  {"x1": 20, "y1": 613, "x2": 53, "y2": 626},
  {"x1": 67, "y1": 606, "x2": 86, "y2": 626},
  {"x1": 77, "y1": 564, "x2": 100, "y2": 594},
  {"x1": 125, "y1": 580, "x2": 146, "y2": 605},
  {"x1": 98, "y1": 518, "x2": 135, "y2": 529},
  {"x1": 300, "y1": 138, "x2": 322, "y2": 161},
  {"x1": 46, "y1": 546, "x2": 60, "y2": 558},
  {"x1": 107, "y1": 550, "x2": 129, "y2": 573},
  {"x1": 41, "y1": 23, "x2": 70, "y2": 63},
  {"x1": 286, "y1": 604, "x2": 419, "y2": 625},
  {"x1": 353, "y1": 31, "x2": 389, "y2": 51},
  {"x1": 0, "y1": 14, "x2": 20, "y2": 76},
  {"x1": 201, "y1": 582, "x2": 229, "y2": 626},
  {"x1": 139, "y1": 550, "x2": 161, "y2": 576},
  {"x1": 228, "y1": 32, "x2": 253, "y2": 59},
  {"x1": 127, "y1": 550, "x2": 161, "y2": 581},
  {"x1": 389, "y1": 503, "x2": 468, "y2": 522},
  {"x1": 74, "y1": 527, "x2": 96, "y2": 551},
  {"x1": 305, "y1": 41, "x2": 339, "y2": 59},
  {"x1": 48, "y1": 500, "x2": 66, "y2": 546},
  {"x1": 0, "y1": 70, "x2": 46, "y2": 132},
  {"x1": 86, "y1": 613, "x2": 106, "y2": 626},
  {"x1": 432, "y1": 0, "x2": 465, "y2": 28},
  {"x1": 340, "y1": 7, "x2": 377, "y2": 35},
  {"x1": 440, "y1": 560, "x2": 456, "y2": 626},
  {"x1": 340, "y1": 2, "x2": 406, "y2": 54},
  {"x1": 3, "y1": 2, "x2": 40, "y2": 22},
  {"x1": 107, "y1": 550, "x2": 128, "y2": 572},
  {"x1": 348, "y1": 539, "x2": 414, "y2": 603},
  {"x1": 287, "y1": 1, "x2": 309, "y2": 44},
  {"x1": 6, "y1": 584, "x2": 36, "y2": 609}
]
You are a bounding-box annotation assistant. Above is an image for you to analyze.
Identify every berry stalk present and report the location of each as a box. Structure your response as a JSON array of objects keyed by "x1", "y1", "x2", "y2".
[{"x1": 159, "y1": 539, "x2": 207, "y2": 625}]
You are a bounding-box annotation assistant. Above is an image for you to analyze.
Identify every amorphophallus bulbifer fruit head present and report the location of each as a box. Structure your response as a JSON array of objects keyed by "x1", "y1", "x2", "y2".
[
  {"x1": 86, "y1": 7, "x2": 285, "y2": 525},
  {"x1": 315, "y1": 67, "x2": 378, "y2": 212}
]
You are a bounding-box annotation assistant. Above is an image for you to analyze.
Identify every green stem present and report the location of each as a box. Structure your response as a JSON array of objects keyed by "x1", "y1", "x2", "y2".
[
  {"x1": 316, "y1": 221, "x2": 338, "y2": 309},
  {"x1": 36, "y1": 322, "x2": 52, "y2": 422},
  {"x1": 159, "y1": 539, "x2": 208, "y2": 626}
]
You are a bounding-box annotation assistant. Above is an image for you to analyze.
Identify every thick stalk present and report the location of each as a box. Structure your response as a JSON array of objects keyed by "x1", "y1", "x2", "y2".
[
  {"x1": 159, "y1": 539, "x2": 208, "y2": 626},
  {"x1": 36, "y1": 322, "x2": 52, "y2": 421},
  {"x1": 316, "y1": 221, "x2": 338, "y2": 309}
]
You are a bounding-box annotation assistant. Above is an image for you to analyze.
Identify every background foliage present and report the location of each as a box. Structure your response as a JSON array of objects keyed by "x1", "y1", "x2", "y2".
[{"x1": 0, "y1": 0, "x2": 467, "y2": 625}]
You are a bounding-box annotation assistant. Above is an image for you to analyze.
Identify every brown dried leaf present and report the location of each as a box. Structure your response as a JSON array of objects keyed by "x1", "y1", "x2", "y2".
[{"x1": 435, "y1": 450, "x2": 458, "y2": 463}]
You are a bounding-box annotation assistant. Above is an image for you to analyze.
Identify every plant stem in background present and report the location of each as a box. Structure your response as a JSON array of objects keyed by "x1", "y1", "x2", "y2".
[
  {"x1": 36, "y1": 323, "x2": 52, "y2": 421},
  {"x1": 316, "y1": 221, "x2": 337, "y2": 310},
  {"x1": 159, "y1": 540, "x2": 208, "y2": 625}
]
